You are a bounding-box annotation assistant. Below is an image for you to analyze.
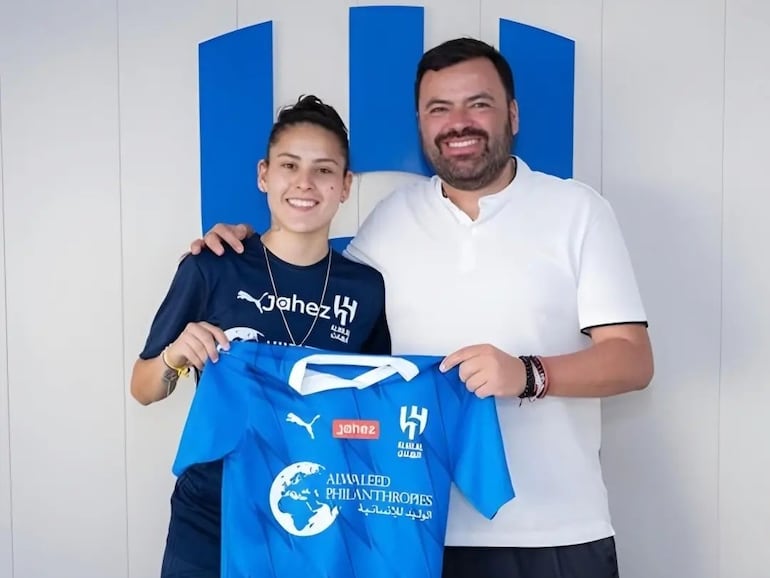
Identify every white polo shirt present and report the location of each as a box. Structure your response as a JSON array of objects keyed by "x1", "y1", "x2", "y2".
[{"x1": 345, "y1": 157, "x2": 647, "y2": 548}]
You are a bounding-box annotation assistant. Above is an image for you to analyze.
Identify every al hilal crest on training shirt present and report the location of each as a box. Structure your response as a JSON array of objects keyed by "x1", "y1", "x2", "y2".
[{"x1": 173, "y1": 341, "x2": 515, "y2": 578}]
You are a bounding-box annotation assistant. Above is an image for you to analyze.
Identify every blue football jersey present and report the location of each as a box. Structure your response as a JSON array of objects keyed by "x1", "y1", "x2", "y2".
[{"x1": 173, "y1": 341, "x2": 515, "y2": 578}]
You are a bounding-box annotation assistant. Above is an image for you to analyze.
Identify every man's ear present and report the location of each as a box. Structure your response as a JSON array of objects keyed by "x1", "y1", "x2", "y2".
[{"x1": 509, "y1": 99, "x2": 519, "y2": 136}]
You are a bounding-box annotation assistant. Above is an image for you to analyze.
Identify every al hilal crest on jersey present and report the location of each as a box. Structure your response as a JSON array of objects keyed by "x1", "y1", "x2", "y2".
[{"x1": 172, "y1": 341, "x2": 515, "y2": 578}]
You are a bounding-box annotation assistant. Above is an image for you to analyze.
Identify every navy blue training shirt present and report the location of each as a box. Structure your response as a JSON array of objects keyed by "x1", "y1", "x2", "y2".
[{"x1": 139, "y1": 235, "x2": 391, "y2": 569}]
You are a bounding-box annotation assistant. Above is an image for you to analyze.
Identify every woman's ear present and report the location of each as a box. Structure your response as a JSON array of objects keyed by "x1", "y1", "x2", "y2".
[
  {"x1": 257, "y1": 159, "x2": 268, "y2": 193},
  {"x1": 340, "y1": 170, "x2": 354, "y2": 203}
]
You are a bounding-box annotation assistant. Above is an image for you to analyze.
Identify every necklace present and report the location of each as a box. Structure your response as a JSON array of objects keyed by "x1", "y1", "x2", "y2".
[{"x1": 262, "y1": 243, "x2": 332, "y2": 346}]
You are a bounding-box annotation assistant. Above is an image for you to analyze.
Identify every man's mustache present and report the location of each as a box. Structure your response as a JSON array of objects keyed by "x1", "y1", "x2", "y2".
[{"x1": 434, "y1": 127, "x2": 489, "y2": 149}]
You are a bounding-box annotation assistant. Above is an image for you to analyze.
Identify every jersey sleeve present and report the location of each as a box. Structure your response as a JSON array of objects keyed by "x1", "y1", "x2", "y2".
[
  {"x1": 139, "y1": 254, "x2": 207, "y2": 359},
  {"x1": 171, "y1": 354, "x2": 250, "y2": 476},
  {"x1": 443, "y1": 369, "x2": 515, "y2": 518},
  {"x1": 577, "y1": 196, "x2": 648, "y2": 333}
]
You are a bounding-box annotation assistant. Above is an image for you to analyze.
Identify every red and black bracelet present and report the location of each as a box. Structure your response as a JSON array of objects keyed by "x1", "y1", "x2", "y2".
[
  {"x1": 531, "y1": 355, "x2": 549, "y2": 398},
  {"x1": 518, "y1": 355, "x2": 549, "y2": 400}
]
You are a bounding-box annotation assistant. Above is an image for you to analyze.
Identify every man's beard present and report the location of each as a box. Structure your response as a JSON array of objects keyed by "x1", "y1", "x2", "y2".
[{"x1": 422, "y1": 123, "x2": 513, "y2": 191}]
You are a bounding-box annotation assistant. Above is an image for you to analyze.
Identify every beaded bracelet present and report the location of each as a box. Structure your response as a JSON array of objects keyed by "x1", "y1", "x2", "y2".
[{"x1": 518, "y1": 355, "x2": 536, "y2": 399}]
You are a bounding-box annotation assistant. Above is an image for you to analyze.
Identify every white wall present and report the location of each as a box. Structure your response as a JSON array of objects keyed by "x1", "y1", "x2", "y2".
[
  {"x1": 118, "y1": 3, "x2": 236, "y2": 576},
  {"x1": 0, "y1": 1, "x2": 768, "y2": 577},
  {"x1": 720, "y1": 3, "x2": 770, "y2": 577},
  {"x1": 0, "y1": 1, "x2": 127, "y2": 577},
  {"x1": 0, "y1": 74, "x2": 13, "y2": 578},
  {"x1": 600, "y1": 2, "x2": 725, "y2": 577}
]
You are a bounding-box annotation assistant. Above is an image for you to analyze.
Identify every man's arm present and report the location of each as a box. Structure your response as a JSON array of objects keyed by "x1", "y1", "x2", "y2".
[
  {"x1": 541, "y1": 323, "x2": 653, "y2": 398},
  {"x1": 190, "y1": 223, "x2": 254, "y2": 256},
  {"x1": 539, "y1": 187, "x2": 652, "y2": 397},
  {"x1": 441, "y1": 323, "x2": 653, "y2": 400}
]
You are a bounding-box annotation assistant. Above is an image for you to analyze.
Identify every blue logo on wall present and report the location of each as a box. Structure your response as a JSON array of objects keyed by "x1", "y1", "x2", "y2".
[{"x1": 198, "y1": 6, "x2": 575, "y2": 235}]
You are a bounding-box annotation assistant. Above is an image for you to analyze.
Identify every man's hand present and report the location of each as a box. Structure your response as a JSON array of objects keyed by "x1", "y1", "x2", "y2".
[
  {"x1": 166, "y1": 322, "x2": 230, "y2": 371},
  {"x1": 440, "y1": 344, "x2": 526, "y2": 398},
  {"x1": 190, "y1": 223, "x2": 254, "y2": 256}
]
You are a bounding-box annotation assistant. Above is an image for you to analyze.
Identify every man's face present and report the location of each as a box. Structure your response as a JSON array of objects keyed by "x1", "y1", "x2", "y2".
[{"x1": 417, "y1": 58, "x2": 518, "y2": 191}]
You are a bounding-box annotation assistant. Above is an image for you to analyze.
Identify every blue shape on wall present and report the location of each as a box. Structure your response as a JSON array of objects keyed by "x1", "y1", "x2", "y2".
[
  {"x1": 199, "y1": 22, "x2": 273, "y2": 234},
  {"x1": 499, "y1": 19, "x2": 575, "y2": 178}
]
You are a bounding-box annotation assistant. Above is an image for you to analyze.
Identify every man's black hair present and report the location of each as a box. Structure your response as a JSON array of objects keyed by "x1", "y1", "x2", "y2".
[{"x1": 414, "y1": 38, "x2": 515, "y2": 108}]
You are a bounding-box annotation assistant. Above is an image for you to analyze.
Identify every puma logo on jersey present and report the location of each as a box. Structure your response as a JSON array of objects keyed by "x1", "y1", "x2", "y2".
[
  {"x1": 286, "y1": 412, "x2": 320, "y2": 439},
  {"x1": 237, "y1": 290, "x2": 270, "y2": 313}
]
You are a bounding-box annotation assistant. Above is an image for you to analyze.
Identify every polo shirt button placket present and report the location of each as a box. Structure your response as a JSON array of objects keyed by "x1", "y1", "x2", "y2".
[{"x1": 458, "y1": 225, "x2": 477, "y2": 274}]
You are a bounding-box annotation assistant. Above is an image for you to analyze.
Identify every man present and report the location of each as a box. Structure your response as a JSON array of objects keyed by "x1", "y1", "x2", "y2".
[{"x1": 191, "y1": 38, "x2": 653, "y2": 578}]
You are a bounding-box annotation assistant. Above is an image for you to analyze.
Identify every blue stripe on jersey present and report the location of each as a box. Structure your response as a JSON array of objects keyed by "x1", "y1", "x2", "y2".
[{"x1": 173, "y1": 341, "x2": 514, "y2": 578}]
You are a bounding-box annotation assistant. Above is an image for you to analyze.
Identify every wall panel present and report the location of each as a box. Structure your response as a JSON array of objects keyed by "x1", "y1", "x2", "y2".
[
  {"x1": 601, "y1": 1, "x2": 725, "y2": 577},
  {"x1": 0, "y1": 77, "x2": 14, "y2": 578},
  {"x1": 0, "y1": 2, "x2": 126, "y2": 577},
  {"x1": 720, "y1": 1, "x2": 770, "y2": 576},
  {"x1": 239, "y1": 0, "x2": 351, "y2": 126},
  {"x1": 118, "y1": 1, "x2": 237, "y2": 576}
]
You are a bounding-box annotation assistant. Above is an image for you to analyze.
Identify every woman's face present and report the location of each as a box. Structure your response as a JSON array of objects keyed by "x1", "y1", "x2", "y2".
[{"x1": 258, "y1": 122, "x2": 352, "y2": 236}]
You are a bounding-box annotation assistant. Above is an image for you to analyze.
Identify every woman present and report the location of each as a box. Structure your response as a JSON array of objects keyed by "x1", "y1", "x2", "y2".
[{"x1": 130, "y1": 95, "x2": 390, "y2": 577}]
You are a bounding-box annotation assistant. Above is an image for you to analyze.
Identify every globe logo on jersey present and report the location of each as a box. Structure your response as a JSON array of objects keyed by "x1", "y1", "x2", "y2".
[
  {"x1": 269, "y1": 462, "x2": 340, "y2": 537},
  {"x1": 197, "y1": 6, "x2": 576, "y2": 238},
  {"x1": 269, "y1": 461, "x2": 437, "y2": 535}
]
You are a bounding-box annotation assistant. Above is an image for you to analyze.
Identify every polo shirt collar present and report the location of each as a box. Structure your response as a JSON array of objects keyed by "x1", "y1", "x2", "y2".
[{"x1": 433, "y1": 156, "x2": 532, "y2": 224}]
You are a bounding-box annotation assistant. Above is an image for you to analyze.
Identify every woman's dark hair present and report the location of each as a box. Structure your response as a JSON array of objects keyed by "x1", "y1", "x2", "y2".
[{"x1": 265, "y1": 95, "x2": 350, "y2": 171}]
